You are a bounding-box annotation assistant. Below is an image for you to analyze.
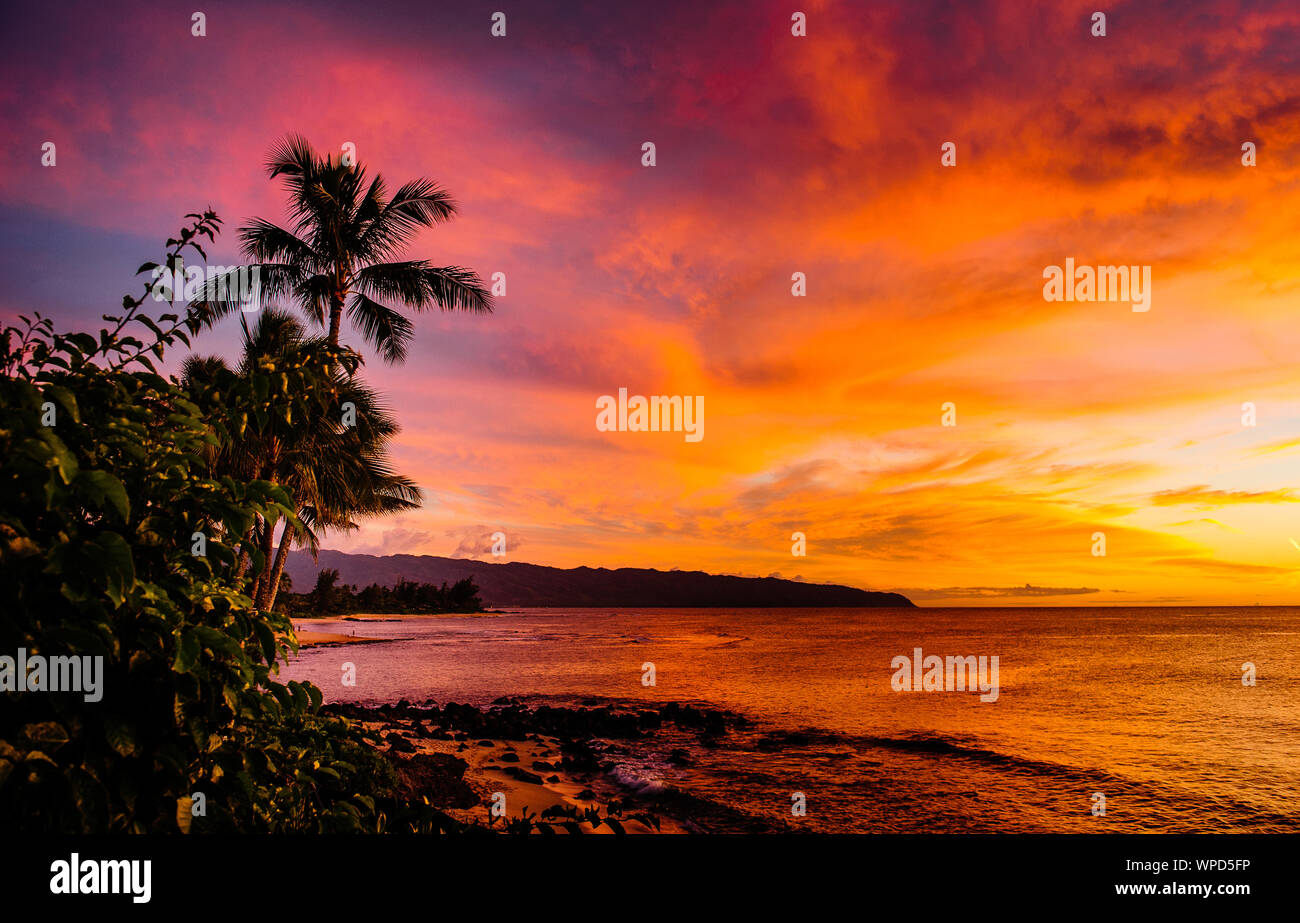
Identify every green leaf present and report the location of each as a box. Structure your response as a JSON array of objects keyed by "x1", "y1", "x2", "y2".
[
  {"x1": 288, "y1": 681, "x2": 309, "y2": 714},
  {"x1": 173, "y1": 629, "x2": 199, "y2": 673},
  {"x1": 37, "y1": 430, "x2": 79, "y2": 484},
  {"x1": 196, "y1": 625, "x2": 242, "y2": 659},
  {"x1": 92, "y1": 532, "x2": 136, "y2": 607},
  {"x1": 254, "y1": 620, "x2": 277, "y2": 665},
  {"x1": 21, "y1": 722, "x2": 69, "y2": 750},
  {"x1": 44, "y1": 385, "x2": 80, "y2": 423},
  {"x1": 79, "y1": 470, "x2": 130, "y2": 522},
  {"x1": 176, "y1": 795, "x2": 193, "y2": 833},
  {"x1": 68, "y1": 332, "x2": 96, "y2": 354},
  {"x1": 105, "y1": 717, "x2": 137, "y2": 757}
]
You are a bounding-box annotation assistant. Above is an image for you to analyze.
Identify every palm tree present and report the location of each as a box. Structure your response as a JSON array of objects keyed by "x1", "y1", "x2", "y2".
[
  {"x1": 182, "y1": 308, "x2": 420, "y2": 610},
  {"x1": 191, "y1": 133, "x2": 492, "y2": 363}
]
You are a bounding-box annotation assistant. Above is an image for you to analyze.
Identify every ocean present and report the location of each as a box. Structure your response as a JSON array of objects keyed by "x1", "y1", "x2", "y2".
[{"x1": 279, "y1": 606, "x2": 1300, "y2": 833}]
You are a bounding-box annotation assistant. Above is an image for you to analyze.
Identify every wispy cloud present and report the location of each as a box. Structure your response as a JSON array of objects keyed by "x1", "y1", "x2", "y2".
[{"x1": 1149, "y1": 487, "x2": 1300, "y2": 507}]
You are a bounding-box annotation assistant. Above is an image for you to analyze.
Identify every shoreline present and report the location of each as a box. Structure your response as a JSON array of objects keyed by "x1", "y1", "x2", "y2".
[
  {"x1": 293, "y1": 612, "x2": 498, "y2": 647},
  {"x1": 324, "y1": 698, "x2": 770, "y2": 834},
  {"x1": 295, "y1": 630, "x2": 391, "y2": 647},
  {"x1": 295, "y1": 616, "x2": 736, "y2": 831}
]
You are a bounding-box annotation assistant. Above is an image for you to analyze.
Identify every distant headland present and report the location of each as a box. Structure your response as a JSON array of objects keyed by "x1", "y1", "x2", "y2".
[{"x1": 285, "y1": 551, "x2": 914, "y2": 609}]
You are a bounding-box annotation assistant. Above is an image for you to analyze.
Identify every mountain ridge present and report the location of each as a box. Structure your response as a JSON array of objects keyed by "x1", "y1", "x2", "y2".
[{"x1": 285, "y1": 550, "x2": 914, "y2": 608}]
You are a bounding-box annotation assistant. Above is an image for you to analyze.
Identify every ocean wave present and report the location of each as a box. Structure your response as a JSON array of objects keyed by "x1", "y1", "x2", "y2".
[
  {"x1": 752, "y1": 728, "x2": 1127, "y2": 783},
  {"x1": 605, "y1": 764, "x2": 668, "y2": 795},
  {"x1": 863, "y1": 733, "x2": 1124, "y2": 782}
]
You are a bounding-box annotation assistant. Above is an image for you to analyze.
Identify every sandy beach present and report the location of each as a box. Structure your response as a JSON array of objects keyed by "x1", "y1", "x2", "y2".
[
  {"x1": 294, "y1": 615, "x2": 411, "y2": 647},
  {"x1": 295, "y1": 629, "x2": 387, "y2": 647},
  {"x1": 320, "y1": 699, "x2": 735, "y2": 834}
]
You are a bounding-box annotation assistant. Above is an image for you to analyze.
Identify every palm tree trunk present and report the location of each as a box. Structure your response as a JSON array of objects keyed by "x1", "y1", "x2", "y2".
[
  {"x1": 327, "y1": 293, "x2": 344, "y2": 345},
  {"x1": 264, "y1": 522, "x2": 295, "y2": 611},
  {"x1": 233, "y1": 525, "x2": 255, "y2": 580},
  {"x1": 255, "y1": 516, "x2": 276, "y2": 608},
  {"x1": 246, "y1": 516, "x2": 266, "y2": 602}
]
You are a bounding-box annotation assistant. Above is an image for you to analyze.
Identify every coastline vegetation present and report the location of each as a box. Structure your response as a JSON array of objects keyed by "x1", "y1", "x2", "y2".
[
  {"x1": 0, "y1": 211, "x2": 451, "y2": 832},
  {"x1": 0, "y1": 139, "x2": 648, "y2": 834},
  {"x1": 282, "y1": 569, "x2": 485, "y2": 616}
]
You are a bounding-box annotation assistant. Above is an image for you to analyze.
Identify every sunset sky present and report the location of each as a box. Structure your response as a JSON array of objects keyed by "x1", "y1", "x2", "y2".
[{"x1": 4, "y1": 0, "x2": 1300, "y2": 605}]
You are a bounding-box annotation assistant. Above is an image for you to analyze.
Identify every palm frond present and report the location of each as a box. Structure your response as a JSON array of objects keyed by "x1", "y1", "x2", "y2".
[
  {"x1": 421, "y1": 265, "x2": 493, "y2": 313},
  {"x1": 265, "y1": 132, "x2": 318, "y2": 181},
  {"x1": 346, "y1": 293, "x2": 414, "y2": 364},
  {"x1": 239, "y1": 218, "x2": 319, "y2": 267}
]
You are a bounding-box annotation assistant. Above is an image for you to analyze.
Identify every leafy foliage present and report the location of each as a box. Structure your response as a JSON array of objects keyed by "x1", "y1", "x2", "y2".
[{"x1": 0, "y1": 216, "x2": 439, "y2": 832}]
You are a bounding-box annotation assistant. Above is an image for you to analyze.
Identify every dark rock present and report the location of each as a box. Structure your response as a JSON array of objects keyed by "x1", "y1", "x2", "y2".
[
  {"x1": 385, "y1": 733, "x2": 416, "y2": 753},
  {"x1": 390, "y1": 752, "x2": 478, "y2": 809},
  {"x1": 559, "y1": 739, "x2": 603, "y2": 773},
  {"x1": 503, "y1": 767, "x2": 544, "y2": 784}
]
